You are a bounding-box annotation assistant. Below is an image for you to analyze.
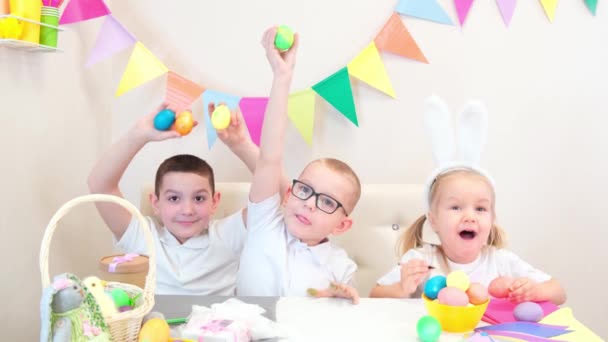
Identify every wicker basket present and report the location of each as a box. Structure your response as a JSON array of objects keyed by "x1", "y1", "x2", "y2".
[{"x1": 39, "y1": 194, "x2": 157, "y2": 342}]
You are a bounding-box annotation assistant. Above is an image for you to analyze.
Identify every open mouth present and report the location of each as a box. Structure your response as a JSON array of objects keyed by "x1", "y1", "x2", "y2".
[{"x1": 459, "y1": 230, "x2": 477, "y2": 240}]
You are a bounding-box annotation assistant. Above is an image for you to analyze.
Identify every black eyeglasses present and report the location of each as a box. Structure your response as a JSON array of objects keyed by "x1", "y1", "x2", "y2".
[{"x1": 291, "y1": 179, "x2": 348, "y2": 215}]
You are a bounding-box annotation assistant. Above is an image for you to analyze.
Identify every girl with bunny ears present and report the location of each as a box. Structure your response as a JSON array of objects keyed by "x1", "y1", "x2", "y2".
[{"x1": 370, "y1": 96, "x2": 566, "y2": 305}]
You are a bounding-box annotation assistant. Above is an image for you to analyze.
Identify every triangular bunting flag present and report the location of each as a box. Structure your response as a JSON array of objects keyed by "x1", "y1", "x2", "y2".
[
  {"x1": 585, "y1": 0, "x2": 598, "y2": 15},
  {"x1": 202, "y1": 90, "x2": 241, "y2": 149},
  {"x1": 455, "y1": 0, "x2": 475, "y2": 26},
  {"x1": 59, "y1": 0, "x2": 111, "y2": 25},
  {"x1": 312, "y1": 67, "x2": 358, "y2": 127},
  {"x1": 375, "y1": 13, "x2": 428, "y2": 63},
  {"x1": 395, "y1": 0, "x2": 453, "y2": 25},
  {"x1": 347, "y1": 42, "x2": 396, "y2": 98},
  {"x1": 288, "y1": 89, "x2": 316, "y2": 145},
  {"x1": 85, "y1": 15, "x2": 136, "y2": 68},
  {"x1": 539, "y1": 0, "x2": 558, "y2": 22},
  {"x1": 496, "y1": 0, "x2": 517, "y2": 26},
  {"x1": 115, "y1": 42, "x2": 168, "y2": 97},
  {"x1": 165, "y1": 72, "x2": 205, "y2": 113},
  {"x1": 239, "y1": 97, "x2": 269, "y2": 147}
]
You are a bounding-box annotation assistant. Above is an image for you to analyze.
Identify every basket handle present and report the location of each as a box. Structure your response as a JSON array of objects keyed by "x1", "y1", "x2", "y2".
[{"x1": 39, "y1": 194, "x2": 156, "y2": 298}]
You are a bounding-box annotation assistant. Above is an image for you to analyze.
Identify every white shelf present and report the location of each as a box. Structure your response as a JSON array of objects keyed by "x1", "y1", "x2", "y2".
[{"x1": 0, "y1": 13, "x2": 65, "y2": 52}]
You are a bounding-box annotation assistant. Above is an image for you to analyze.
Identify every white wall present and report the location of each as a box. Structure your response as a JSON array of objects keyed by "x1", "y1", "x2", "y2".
[{"x1": 1, "y1": 0, "x2": 607, "y2": 339}]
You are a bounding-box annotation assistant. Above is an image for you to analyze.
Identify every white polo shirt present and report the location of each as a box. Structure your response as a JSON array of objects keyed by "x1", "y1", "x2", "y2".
[
  {"x1": 377, "y1": 244, "x2": 551, "y2": 297},
  {"x1": 115, "y1": 210, "x2": 246, "y2": 295},
  {"x1": 237, "y1": 193, "x2": 357, "y2": 296}
]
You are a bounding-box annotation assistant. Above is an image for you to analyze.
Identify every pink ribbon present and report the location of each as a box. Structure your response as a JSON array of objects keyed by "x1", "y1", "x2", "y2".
[
  {"x1": 52, "y1": 278, "x2": 74, "y2": 291},
  {"x1": 108, "y1": 253, "x2": 139, "y2": 273},
  {"x1": 82, "y1": 321, "x2": 101, "y2": 337}
]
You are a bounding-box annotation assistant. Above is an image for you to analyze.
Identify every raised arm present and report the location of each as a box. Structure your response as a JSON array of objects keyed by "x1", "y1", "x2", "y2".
[
  {"x1": 87, "y1": 103, "x2": 183, "y2": 239},
  {"x1": 211, "y1": 102, "x2": 290, "y2": 196},
  {"x1": 249, "y1": 27, "x2": 299, "y2": 203}
]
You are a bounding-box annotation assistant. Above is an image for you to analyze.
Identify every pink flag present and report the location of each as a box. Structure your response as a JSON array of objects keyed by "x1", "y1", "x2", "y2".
[
  {"x1": 455, "y1": 0, "x2": 474, "y2": 26},
  {"x1": 239, "y1": 97, "x2": 268, "y2": 146},
  {"x1": 86, "y1": 15, "x2": 136, "y2": 68},
  {"x1": 60, "y1": 0, "x2": 111, "y2": 25},
  {"x1": 496, "y1": 0, "x2": 516, "y2": 26}
]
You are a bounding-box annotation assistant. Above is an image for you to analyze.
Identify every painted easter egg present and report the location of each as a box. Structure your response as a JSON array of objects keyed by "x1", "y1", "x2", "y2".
[
  {"x1": 211, "y1": 105, "x2": 231, "y2": 130},
  {"x1": 514, "y1": 301, "x2": 544, "y2": 322},
  {"x1": 447, "y1": 270, "x2": 470, "y2": 291},
  {"x1": 424, "y1": 275, "x2": 447, "y2": 300},
  {"x1": 488, "y1": 276, "x2": 514, "y2": 298},
  {"x1": 274, "y1": 25, "x2": 294, "y2": 51},
  {"x1": 438, "y1": 286, "x2": 469, "y2": 306},
  {"x1": 466, "y1": 282, "x2": 489, "y2": 305},
  {"x1": 110, "y1": 288, "x2": 131, "y2": 308},
  {"x1": 154, "y1": 109, "x2": 176, "y2": 131},
  {"x1": 174, "y1": 111, "x2": 194, "y2": 135},
  {"x1": 416, "y1": 315, "x2": 441, "y2": 342}
]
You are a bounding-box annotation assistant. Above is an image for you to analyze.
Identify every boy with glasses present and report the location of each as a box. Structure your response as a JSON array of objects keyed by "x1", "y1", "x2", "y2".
[{"x1": 235, "y1": 27, "x2": 361, "y2": 303}]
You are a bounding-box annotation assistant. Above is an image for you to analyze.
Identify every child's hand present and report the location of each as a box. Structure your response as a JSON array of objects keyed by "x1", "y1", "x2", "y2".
[
  {"x1": 399, "y1": 259, "x2": 431, "y2": 297},
  {"x1": 131, "y1": 103, "x2": 197, "y2": 142},
  {"x1": 307, "y1": 282, "x2": 360, "y2": 304},
  {"x1": 508, "y1": 277, "x2": 539, "y2": 303},
  {"x1": 261, "y1": 26, "x2": 299, "y2": 77},
  {"x1": 209, "y1": 103, "x2": 251, "y2": 149}
]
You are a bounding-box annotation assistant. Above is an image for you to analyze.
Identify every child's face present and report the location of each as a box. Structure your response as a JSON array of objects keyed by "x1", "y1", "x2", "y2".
[
  {"x1": 428, "y1": 173, "x2": 495, "y2": 264},
  {"x1": 283, "y1": 163, "x2": 354, "y2": 246},
  {"x1": 151, "y1": 172, "x2": 220, "y2": 244}
]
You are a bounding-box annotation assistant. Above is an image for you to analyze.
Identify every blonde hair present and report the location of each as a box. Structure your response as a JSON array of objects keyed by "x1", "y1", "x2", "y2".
[
  {"x1": 397, "y1": 170, "x2": 506, "y2": 271},
  {"x1": 305, "y1": 158, "x2": 361, "y2": 213}
]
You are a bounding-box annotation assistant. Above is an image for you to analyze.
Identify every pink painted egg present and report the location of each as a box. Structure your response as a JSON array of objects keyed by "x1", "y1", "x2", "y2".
[
  {"x1": 466, "y1": 282, "x2": 489, "y2": 305},
  {"x1": 488, "y1": 276, "x2": 513, "y2": 298},
  {"x1": 437, "y1": 286, "x2": 469, "y2": 306}
]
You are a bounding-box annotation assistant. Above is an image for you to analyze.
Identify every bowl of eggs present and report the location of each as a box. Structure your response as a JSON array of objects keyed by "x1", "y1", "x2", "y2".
[{"x1": 422, "y1": 271, "x2": 489, "y2": 332}]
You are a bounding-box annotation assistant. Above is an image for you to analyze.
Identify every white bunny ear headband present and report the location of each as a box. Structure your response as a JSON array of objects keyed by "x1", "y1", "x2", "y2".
[{"x1": 423, "y1": 95, "x2": 495, "y2": 213}]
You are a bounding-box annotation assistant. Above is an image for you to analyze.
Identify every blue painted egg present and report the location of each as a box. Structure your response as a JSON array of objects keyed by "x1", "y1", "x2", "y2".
[
  {"x1": 424, "y1": 275, "x2": 447, "y2": 300},
  {"x1": 154, "y1": 109, "x2": 176, "y2": 131}
]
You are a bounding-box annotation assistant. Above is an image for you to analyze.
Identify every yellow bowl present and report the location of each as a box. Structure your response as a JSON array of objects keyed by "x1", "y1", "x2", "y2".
[{"x1": 422, "y1": 294, "x2": 489, "y2": 333}]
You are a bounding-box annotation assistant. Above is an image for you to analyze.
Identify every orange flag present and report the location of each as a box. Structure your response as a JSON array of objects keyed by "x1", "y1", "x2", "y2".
[
  {"x1": 375, "y1": 12, "x2": 428, "y2": 64},
  {"x1": 165, "y1": 71, "x2": 205, "y2": 113}
]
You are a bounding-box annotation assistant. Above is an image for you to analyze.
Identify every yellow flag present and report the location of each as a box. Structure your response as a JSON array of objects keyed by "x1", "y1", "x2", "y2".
[
  {"x1": 540, "y1": 0, "x2": 558, "y2": 22},
  {"x1": 288, "y1": 89, "x2": 316, "y2": 145},
  {"x1": 116, "y1": 42, "x2": 169, "y2": 97},
  {"x1": 347, "y1": 42, "x2": 395, "y2": 98}
]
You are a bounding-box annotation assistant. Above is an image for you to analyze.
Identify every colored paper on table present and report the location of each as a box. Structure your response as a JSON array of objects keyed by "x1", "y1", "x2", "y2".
[
  {"x1": 482, "y1": 298, "x2": 558, "y2": 324},
  {"x1": 395, "y1": 0, "x2": 453, "y2": 25},
  {"x1": 288, "y1": 89, "x2": 316, "y2": 145},
  {"x1": 540, "y1": 307, "x2": 604, "y2": 342},
  {"x1": 482, "y1": 331, "x2": 568, "y2": 342},
  {"x1": 496, "y1": 0, "x2": 516, "y2": 27},
  {"x1": 115, "y1": 42, "x2": 168, "y2": 97},
  {"x1": 239, "y1": 97, "x2": 268, "y2": 147},
  {"x1": 374, "y1": 13, "x2": 428, "y2": 63},
  {"x1": 86, "y1": 15, "x2": 136, "y2": 68},
  {"x1": 347, "y1": 42, "x2": 395, "y2": 98},
  {"x1": 59, "y1": 0, "x2": 110, "y2": 25},
  {"x1": 477, "y1": 322, "x2": 571, "y2": 338},
  {"x1": 312, "y1": 67, "x2": 358, "y2": 127}
]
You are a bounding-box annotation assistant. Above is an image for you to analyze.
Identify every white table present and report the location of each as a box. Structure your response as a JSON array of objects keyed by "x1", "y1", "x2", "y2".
[
  {"x1": 155, "y1": 296, "x2": 474, "y2": 341},
  {"x1": 276, "y1": 297, "x2": 470, "y2": 342}
]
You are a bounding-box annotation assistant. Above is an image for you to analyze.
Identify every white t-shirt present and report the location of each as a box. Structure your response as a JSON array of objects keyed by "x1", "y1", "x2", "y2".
[
  {"x1": 115, "y1": 210, "x2": 246, "y2": 295},
  {"x1": 237, "y1": 194, "x2": 357, "y2": 296},
  {"x1": 377, "y1": 244, "x2": 551, "y2": 298}
]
